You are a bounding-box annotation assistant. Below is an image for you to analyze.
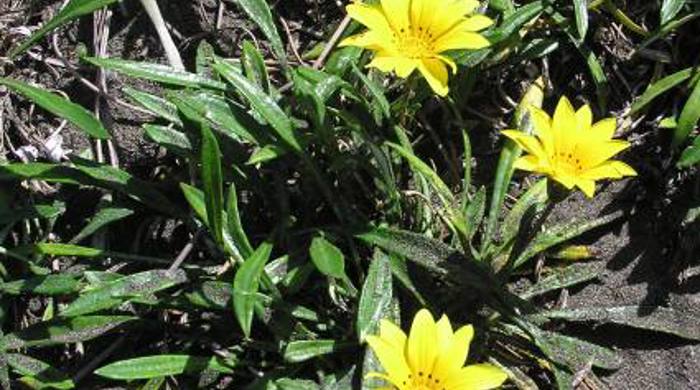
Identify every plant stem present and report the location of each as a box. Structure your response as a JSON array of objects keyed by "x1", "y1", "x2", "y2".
[{"x1": 139, "y1": 0, "x2": 184, "y2": 70}]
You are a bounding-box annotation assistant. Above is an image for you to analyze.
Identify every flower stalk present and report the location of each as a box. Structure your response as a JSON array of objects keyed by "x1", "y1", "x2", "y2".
[{"x1": 139, "y1": 0, "x2": 184, "y2": 70}]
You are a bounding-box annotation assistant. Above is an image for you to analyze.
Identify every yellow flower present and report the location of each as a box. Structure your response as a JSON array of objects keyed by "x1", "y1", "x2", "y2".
[
  {"x1": 366, "y1": 309, "x2": 507, "y2": 390},
  {"x1": 340, "y1": 0, "x2": 493, "y2": 96},
  {"x1": 502, "y1": 96, "x2": 637, "y2": 198}
]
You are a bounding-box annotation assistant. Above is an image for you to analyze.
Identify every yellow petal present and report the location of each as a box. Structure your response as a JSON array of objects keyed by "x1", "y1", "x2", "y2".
[
  {"x1": 433, "y1": 324, "x2": 474, "y2": 379},
  {"x1": 380, "y1": 0, "x2": 410, "y2": 31},
  {"x1": 445, "y1": 363, "x2": 508, "y2": 390},
  {"x1": 590, "y1": 117, "x2": 617, "y2": 140},
  {"x1": 501, "y1": 130, "x2": 547, "y2": 158},
  {"x1": 368, "y1": 56, "x2": 419, "y2": 78},
  {"x1": 346, "y1": 3, "x2": 392, "y2": 34},
  {"x1": 460, "y1": 15, "x2": 494, "y2": 31},
  {"x1": 529, "y1": 106, "x2": 554, "y2": 157},
  {"x1": 578, "y1": 140, "x2": 631, "y2": 168},
  {"x1": 514, "y1": 155, "x2": 548, "y2": 173},
  {"x1": 430, "y1": 0, "x2": 480, "y2": 37},
  {"x1": 406, "y1": 309, "x2": 439, "y2": 376},
  {"x1": 575, "y1": 104, "x2": 593, "y2": 134},
  {"x1": 581, "y1": 160, "x2": 637, "y2": 180},
  {"x1": 436, "y1": 54, "x2": 457, "y2": 74},
  {"x1": 552, "y1": 96, "x2": 577, "y2": 153},
  {"x1": 366, "y1": 335, "x2": 411, "y2": 383},
  {"x1": 575, "y1": 178, "x2": 596, "y2": 198},
  {"x1": 418, "y1": 58, "x2": 449, "y2": 96},
  {"x1": 550, "y1": 171, "x2": 577, "y2": 190},
  {"x1": 339, "y1": 31, "x2": 388, "y2": 50},
  {"x1": 379, "y1": 319, "x2": 407, "y2": 350},
  {"x1": 434, "y1": 30, "x2": 490, "y2": 52},
  {"x1": 435, "y1": 315, "x2": 454, "y2": 356},
  {"x1": 410, "y1": 0, "x2": 433, "y2": 31}
]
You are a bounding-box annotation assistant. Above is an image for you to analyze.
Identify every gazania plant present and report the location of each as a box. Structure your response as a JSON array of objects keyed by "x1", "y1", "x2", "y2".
[
  {"x1": 366, "y1": 309, "x2": 507, "y2": 390},
  {"x1": 341, "y1": 0, "x2": 493, "y2": 96}
]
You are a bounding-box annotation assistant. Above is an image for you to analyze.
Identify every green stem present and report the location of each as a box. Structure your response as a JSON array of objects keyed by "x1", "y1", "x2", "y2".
[{"x1": 604, "y1": 0, "x2": 649, "y2": 37}]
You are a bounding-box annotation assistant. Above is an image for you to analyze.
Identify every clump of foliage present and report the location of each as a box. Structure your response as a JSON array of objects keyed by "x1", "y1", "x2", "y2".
[{"x1": 0, "y1": 0, "x2": 698, "y2": 389}]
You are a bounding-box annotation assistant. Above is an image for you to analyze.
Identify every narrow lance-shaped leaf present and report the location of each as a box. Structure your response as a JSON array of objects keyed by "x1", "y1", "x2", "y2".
[
  {"x1": 233, "y1": 242, "x2": 273, "y2": 338},
  {"x1": 484, "y1": 77, "x2": 545, "y2": 248},
  {"x1": 678, "y1": 136, "x2": 700, "y2": 168},
  {"x1": 232, "y1": 0, "x2": 288, "y2": 70},
  {"x1": 6, "y1": 353, "x2": 75, "y2": 390},
  {"x1": 69, "y1": 207, "x2": 134, "y2": 244},
  {"x1": 673, "y1": 76, "x2": 700, "y2": 149},
  {"x1": 573, "y1": 0, "x2": 589, "y2": 40},
  {"x1": 60, "y1": 269, "x2": 188, "y2": 317},
  {"x1": 9, "y1": 0, "x2": 120, "y2": 58},
  {"x1": 0, "y1": 78, "x2": 109, "y2": 139},
  {"x1": 227, "y1": 182, "x2": 254, "y2": 258},
  {"x1": 200, "y1": 123, "x2": 225, "y2": 245},
  {"x1": 661, "y1": 0, "x2": 687, "y2": 25},
  {"x1": 95, "y1": 355, "x2": 234, "y2": 380},
  {"x1": 82, "y1": 56, "x2": 227, "y2": 90},
  {"x1": 630, "y1": 67, "x2": 695, "y2": 114},
  {"x1": 356, "y1": 250, "x2": 393, "y2": 342},
  {"x1": 212, "y1": 58, "x2": 302, "y2": 152},
  {"x1": 0, "y1": 316, "x2": 137, "y2": 349}
]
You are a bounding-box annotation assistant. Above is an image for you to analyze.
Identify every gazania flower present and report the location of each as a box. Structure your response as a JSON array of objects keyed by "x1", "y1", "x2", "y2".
[
  {"x1": 340, "y1": 0, "x2": 493, "y2": 96},
  {"x1": 502, "y1": 96, "x2": 637, "y2": 198},
  {"x1": 365, "y1": 309, "x2": 507, "y2": 390}
]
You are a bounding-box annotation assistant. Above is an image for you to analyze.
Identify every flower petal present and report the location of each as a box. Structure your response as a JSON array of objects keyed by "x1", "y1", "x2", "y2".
[
  {"x1": 430, "y1": 0, "x2": 480, "y2": 37},
  {"x1": 434, "y1": 30, "x2": 491, "y2": 52},
  {"x1": 346, "y1": 3, "x2": 392, "y2": 34},
  {"x1": 406, "y1": 309, "x2": 439, "y2": 377},
  {"x1": 514, "y1": 155, "x2": 548, "y2": 173},
  {"x1": 368, "y1": 56, "x2": 419, "y2": 78},
  {"x1": 445, "y1": 363, "x2": 508, "y2": 390},
  {"x1": 552, "y1": 96, "x2": 577, "y2": 153},
  {"x1": 590, "y1": 117, "x2": 617, "y2": 141},
  {"x1": 433, "y1": 324, "x2": 474, "y2": 379},
  {"x1": 461, "y1": 15, "x2": 494, "y2": 31},
  {"x1": 529, "y1": 106, "x2": 554, "y2": 157},
  {"x1": 575, "y1": 178, "x2": 596, "y2": 198},
  {"x1": 578, "y1": 140, "x2": 631, "y2": 168},
  {"x1": 581, "y1": 160, "x2": 637, "y2": 180},
  {"x1": 575, "y1": 104, "x2": 593, "y2": 134},
  {"x1": 418, "y1": 58, "x2": 449, "y2": 96},
  {"x1": 501, "y1": 130, "x2": 547, "y2": 158},
  {"x1": 381, "y1": 0, "x2": 410, "y2": 31},
  {"x1": 366, "y1": 335, "x2": 411, "y2": 383},
  {"x1": 379, "y1": 319, "x2": 407, "y2": 350}
]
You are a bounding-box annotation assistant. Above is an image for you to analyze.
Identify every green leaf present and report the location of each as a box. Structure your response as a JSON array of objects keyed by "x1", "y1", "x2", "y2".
[
  {"x1": 673, "y1": 76, "x2": 700, "y2": 149},
  {"x1": 81, "y1": 56, "x2": 226, "y2": 90},
  {"x1": 484, "y1": 78, "x2": 545, "y2": 246},
  {"x1": 386, "y1": 142, "x2": 454, "y2": 206},
  {"x1": 512, "y1": 211, "x2": 623, "y2": 269},
  {"x1": 242, "y1": 40, "x2": 270, "y2": 91},
  {"x1": 356, "y1": 250, "x2": 393, "y2": 342},
  {"x1": 9, "y1": 0, "x2": 119, "y2": 58},
  {"x1": 201, "y1": 123, "x2": 225, "y2": 245},
  {"x1": 520, "y1": 263, "x2": 601, "y2": 299},
  {"x1": 167, "y1": 91, "x2": 260, "y2": 144},
  {"x1": 95, "y1": 355, "x2": 234, "y2": 380},
  {"x1": 70, "y1": 207, "x2": 134, "y2": 244},
  {"x1": 536, "y1": 306, "x2": 700, "y2": 341},
  {"x1": 33, "y1": 243, "x2": 103, "y2": 257},
  {"x1": 357, "y1": 227, "x2": 456, "y2": 275},
  {"x1": 144, "y1": 124, "x2": 193, "y2": 157},
  {"x1": 0, "y1": 78, "x2": 109, "y2": 139},
  {"x1": 231, "y1": 0, "x2": 287, "y2": 69},
  {"x1": 661, "y1": 0, "x2": 686, "y2": 25},
  {"x1": 124, "y1": 87, "x2": 182, "y2": 125},
  {"x1": 226, "y1": 183, "x2": 254, "y2": 258},
  {"x1": 60, "y1": 270, "x2": 187, "y2": 317},
  {"x1": 499, "y1": 178, "x2": 548, "y2": 249},
  {"x1": 630, "y1": 68, "x2": 695, "y2": 114},
  {"x1": 678, "y1": 136, "x2": 700, "y2": 167},
  {"x1": 233, "y1": 242, "x2": 273, "y2": 338},
  {"x1": 573, "y1": 0, "x2": 589, "y2": 40},
  {"x1": 212, "y1": 58, "x2": 302, "y2": 152},
  {"x1": 309, "y1": 236, "x2": 346, "y2": 280},
  {"x1": 283, "y1": 340, "x2": 340, "y2": 363},
  {"x1": 0, "y1": 316, "x2": 136, "y2": 349},
  {"x1": 464, "y1": 186, "x2": 487, "y2": 242},
  {"x1": 7, "y1": 353, "x2": 74, "y2": 389},
  {"x1": 0, "y1": 275, "x2": 79, "y2": 296},
  {"x1": 530, "y1": 327, "x2": 622, "y2": 370}
]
